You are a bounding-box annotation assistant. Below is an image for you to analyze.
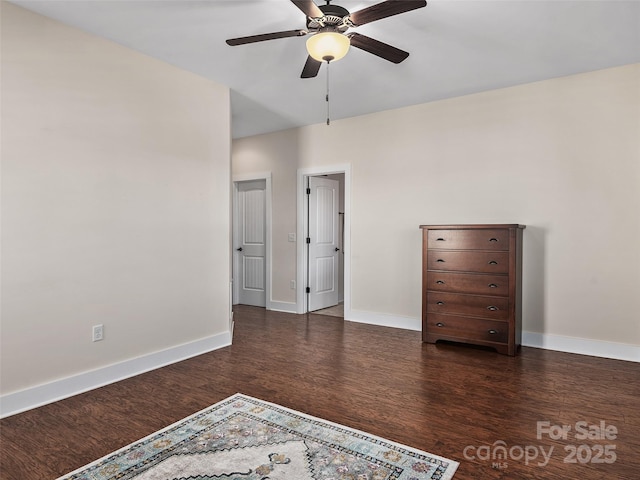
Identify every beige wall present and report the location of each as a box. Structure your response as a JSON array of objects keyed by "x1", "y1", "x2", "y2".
[
  {"x1": 233, "y1": 130, "x2": 301, "y2": 304},
  {"x1": 233, "y1": 64, "x2": 640, "y2": 347},
  {"x1": 1, "y1": 3, "x2": 231, "y2": 394}
]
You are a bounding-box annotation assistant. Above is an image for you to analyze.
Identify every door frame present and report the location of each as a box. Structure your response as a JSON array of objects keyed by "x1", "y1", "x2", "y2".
[
  {"x1": 232, "y1": 172, "x2": 272, "y2": 309},
  {"x1": 296, "y1": 164, "x2": 351, "y2": 315}
]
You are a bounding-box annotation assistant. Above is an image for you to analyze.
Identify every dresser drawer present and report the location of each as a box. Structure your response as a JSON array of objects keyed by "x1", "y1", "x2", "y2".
[
  {"x1": 427, "y1": 292, "x2": 509, "y2": 320},
  {"x1": 427, "y1": 250, "x2": 509, "y2": 274},
  {"x1": 427, "y1": 229, "x2": 509, "y2": 251},
  {"x1": 426, "y1": 314, "x2": 509, "y2": 344},
  {"x1": 426, "y1": 271, "x2": 509, "y2": 296}
]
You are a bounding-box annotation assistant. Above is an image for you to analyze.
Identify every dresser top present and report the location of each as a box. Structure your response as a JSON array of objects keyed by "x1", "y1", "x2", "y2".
[{"x1": 419, "y1": 224, "x2": 526, "y2": 230}]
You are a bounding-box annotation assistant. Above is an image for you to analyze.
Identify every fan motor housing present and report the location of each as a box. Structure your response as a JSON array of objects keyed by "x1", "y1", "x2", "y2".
[{"x1": 307, "y1": 4, "x2": 351, "y2": 32}]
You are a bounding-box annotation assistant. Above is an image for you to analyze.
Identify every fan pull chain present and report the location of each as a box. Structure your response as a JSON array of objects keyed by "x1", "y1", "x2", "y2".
[{"x1": 326, "y1": 60, "x2": 330, "y2": 126}]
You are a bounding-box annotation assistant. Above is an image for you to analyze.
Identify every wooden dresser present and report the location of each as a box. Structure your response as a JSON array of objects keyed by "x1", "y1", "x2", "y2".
[{"x1": 420, "y1": 224, "x2": 525, "y2": 355}]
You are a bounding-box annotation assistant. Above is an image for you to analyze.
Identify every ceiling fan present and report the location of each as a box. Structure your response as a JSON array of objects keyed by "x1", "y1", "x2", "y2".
[{"x1": 225, "y1": 0, "x2": 427, "y2": 78}]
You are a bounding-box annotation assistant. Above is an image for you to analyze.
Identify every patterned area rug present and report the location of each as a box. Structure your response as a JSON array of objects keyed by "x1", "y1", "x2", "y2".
[{"x1": 58, "y1": 393, "x2": 458, "y2": 480}]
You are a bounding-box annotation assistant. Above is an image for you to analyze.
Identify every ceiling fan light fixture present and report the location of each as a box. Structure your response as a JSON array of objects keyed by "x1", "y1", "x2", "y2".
[{"x1": 306, "y1": 31, "x2": 350, "y2": 62}]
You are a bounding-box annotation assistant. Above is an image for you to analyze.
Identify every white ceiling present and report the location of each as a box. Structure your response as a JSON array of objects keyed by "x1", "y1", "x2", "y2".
[{"x1": 11, "y1": 0, "x2": 640, "y2": 138}]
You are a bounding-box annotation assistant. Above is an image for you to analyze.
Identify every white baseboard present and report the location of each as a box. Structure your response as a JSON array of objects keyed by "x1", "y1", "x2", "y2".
[
  {"x1": 3, "y1": 316, "x2": 636, "y2": 418},
  {"x1": 346, "y1": 309, "x2": 422, "y2": 331},
  {"x1": 267, "y1": 301, "x2": 297, "y2": 314},
  {"x1": 346, "y1": 310, "x2": 639, "y2": 362},
  {"x1": 0, "y1": 331, "x2": 231, "y2": 419},
  {"x1": 522, "y1": 331, "x2": 639, "y2": 362}
]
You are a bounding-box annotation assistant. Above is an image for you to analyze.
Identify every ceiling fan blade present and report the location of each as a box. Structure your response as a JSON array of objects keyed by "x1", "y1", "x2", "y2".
[
  {"x1": 291, "y1": 0, "x2": 324, "y2": 18},
  {"x1": 348, "y1": 33, "x2": 409, "y2": 64},
  {"x1": 226, "y1": 29, "x2": 307, "y2": 46},
  {"x1": 301, "y1": 55, "x2": 322, "y2": 78},
  {"x1": 349, "y1": 0, "x2": 427, "y2": 27}
]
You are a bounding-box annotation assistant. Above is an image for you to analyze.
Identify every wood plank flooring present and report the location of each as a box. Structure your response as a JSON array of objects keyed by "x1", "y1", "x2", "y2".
[{"x1": 1, "y1": 305, "x2": 638, "y2": 479}]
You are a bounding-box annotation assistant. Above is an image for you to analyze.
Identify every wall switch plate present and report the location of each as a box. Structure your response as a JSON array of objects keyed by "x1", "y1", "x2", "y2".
[
  {"x1": 288, "y1": 233, "x2": 296, "y2": 242},
  {"x1": 92, "y1": 324, "x2": 104, "y2": 342},
  {"x1": 290, "y1": 280, "x2": 296, "y2": 289}
]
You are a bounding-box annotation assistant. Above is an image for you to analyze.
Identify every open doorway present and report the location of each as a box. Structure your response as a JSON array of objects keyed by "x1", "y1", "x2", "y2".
[
  {"x1": 307, "y1": 175, "x2": 341, "y2": 312},
  {"x1": 296, "y1": 165, "x2": 350, "y2": 316}
]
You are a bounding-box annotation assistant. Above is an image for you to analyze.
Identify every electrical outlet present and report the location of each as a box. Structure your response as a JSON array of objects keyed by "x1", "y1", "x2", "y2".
[
  {"x1": 290, "y1": 280, "x2": 296, "y2": 289},
  {"x1": 92, "y1": 324, "x2": 104, "y2": 342}
]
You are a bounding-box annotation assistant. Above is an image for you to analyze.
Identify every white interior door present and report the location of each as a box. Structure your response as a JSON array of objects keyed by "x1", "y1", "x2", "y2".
[
  {"x1": 236, "y1": 180, "x2": 266, "y2": 307},
  {"x1": 308, "y1": 176, "x2": 339, "y2": 311}
]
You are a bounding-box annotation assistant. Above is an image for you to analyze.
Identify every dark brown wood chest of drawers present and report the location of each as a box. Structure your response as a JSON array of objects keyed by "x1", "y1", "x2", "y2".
[{"x1": 420, "y1": 224, "x2": 525, "y2": 356}]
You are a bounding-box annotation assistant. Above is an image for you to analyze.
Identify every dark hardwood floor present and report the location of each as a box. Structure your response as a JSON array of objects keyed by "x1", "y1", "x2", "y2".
[{"x1": 1, "y1": 305, "x2": 639, "y2": 479}]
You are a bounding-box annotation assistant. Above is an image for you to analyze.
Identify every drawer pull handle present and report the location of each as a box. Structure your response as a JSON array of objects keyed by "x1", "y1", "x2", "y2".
[
  {"x1": 488, "y1": 283, "x2": 498, "y2": 288},
  {"x1": 488, "y1": 329, "x2": 499, "y2": 335},
  {"x1": 488, "y1": 260, "x2": 498, "y2": 265},
  {"x1": 436, "y1": 259, "x2": 445, "y2": 263},
  {"x1": 436, "y1": 322, "x2": 445, "y2": 327},
  {"x1": 436, "y1": 237, "x2": 445, "y2": 241},
  {"x1": 436, "y1": 280, "x2": 445, "y2": 285},
  {"x1": 489, "y1": 238, "x2": 499, "y2": 242},
  {"x1": 436, "y1": 301, "x2": 445, "y2": 305},
  {"x1": 487, "y1": 306, "x2": 499, "y2": 311}
]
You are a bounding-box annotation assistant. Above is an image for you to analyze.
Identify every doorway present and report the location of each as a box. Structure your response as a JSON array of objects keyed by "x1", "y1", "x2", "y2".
[
  {"x1": 307, "y1": 175, "x2": 341, "y2": 312},
  {"x1": 233, "y1": 174, "x2": 272, "y2": 308},
  {"x1": 297, "y1": 165, "x2": 351, "y2": 316}
]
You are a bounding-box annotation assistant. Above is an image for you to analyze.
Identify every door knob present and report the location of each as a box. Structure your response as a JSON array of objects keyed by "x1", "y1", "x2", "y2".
[
  {"x1": 236, "y1": 247, "x2": 243, "y2": 252},
  {"x1": 335, "y1": 247, "x2": 340, "y2": 252}
]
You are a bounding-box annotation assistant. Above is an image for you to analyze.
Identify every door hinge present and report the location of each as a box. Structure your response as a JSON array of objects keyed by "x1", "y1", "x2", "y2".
[
  {"x1": 306, "y1": 287, "x2": 310, "y2": 294},
  {"x1": 306, "y1": 187, "x2": 311, "y2": 195},
  {"x1": 306, "y1": 237, "x2": 311, "y2": 244}
]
